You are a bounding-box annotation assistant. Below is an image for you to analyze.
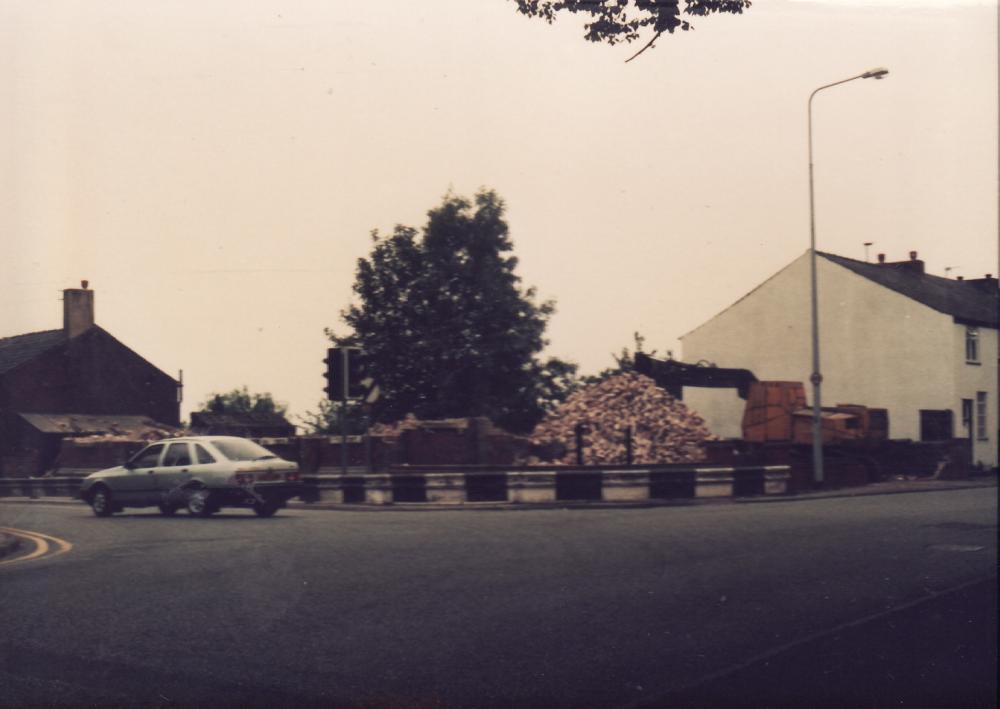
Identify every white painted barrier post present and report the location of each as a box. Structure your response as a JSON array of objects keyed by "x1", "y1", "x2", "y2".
[
  {"x1": 425, "y1": 473, "x2": 466, "y2": 504},
  {"x1": 695, "y1": 468, "x2": 735, "y2": 498},
  {"x1": 507, "y1": 470, "x2": 556, "y2": 503},
  {"x1": 602, "y1": 470, "x2": 651, "y2": 502}
]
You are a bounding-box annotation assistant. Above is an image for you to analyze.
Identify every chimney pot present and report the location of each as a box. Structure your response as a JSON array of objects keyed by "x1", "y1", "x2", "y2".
[
  {"x1": 877, "y1": 253, "x2": 886, "y2": 264},
  {"x1": 909, "y1": 251, "x2": 918, "y2": 261},
  {"x1": 958, "y1": 276, "x2": 964, "y2": 281},
  {"x1": 81, "y1": 279, "x2": 89, "y2": 289}
]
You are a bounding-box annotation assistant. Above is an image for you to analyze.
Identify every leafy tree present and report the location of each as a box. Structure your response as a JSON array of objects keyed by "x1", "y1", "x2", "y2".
[
  {"x1": 512, "y1": 0, "x2": 752, "y2": 61},
  {"x1": 200, "y1": 387, "x2": 287, "y2": 417},
  {"x1": 297, "y1": 399, "x2": 368, "y2": 436},
  {"x1": 335, "y1": 189, "x2": 575, "y2": 433}
]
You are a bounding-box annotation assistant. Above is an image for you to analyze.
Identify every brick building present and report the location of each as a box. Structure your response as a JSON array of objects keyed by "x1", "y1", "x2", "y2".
[{"x1": 0, "y1": 283, "x2": 181, "y2": 475}]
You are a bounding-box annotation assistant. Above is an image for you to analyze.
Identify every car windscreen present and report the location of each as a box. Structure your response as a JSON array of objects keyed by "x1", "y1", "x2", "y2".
[{"x1": 210, "y1": 438, "x2": 277, "y2": 462}]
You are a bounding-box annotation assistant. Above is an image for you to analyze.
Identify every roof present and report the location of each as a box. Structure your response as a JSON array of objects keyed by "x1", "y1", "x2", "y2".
[
  {"x1": 0, "y1": 330, "x2": 66, "y2": 374},
  {"x1": 18, "y1": 413, "x2": 180, "y2": 438},
  {"x1": 819, "y1": 252, "x2": 998, "y2": 327}
]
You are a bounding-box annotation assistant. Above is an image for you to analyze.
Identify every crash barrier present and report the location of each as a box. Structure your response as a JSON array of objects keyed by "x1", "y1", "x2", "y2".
[
  {"x1": 0, "y1": 465, "x2": 792, "y2": 507},
  {"x1": 302, "y1": 464, "x2": 792, "y2": 506},
  {"x1": 0, "y1": 476, "x2": 83, "y2": 499}
]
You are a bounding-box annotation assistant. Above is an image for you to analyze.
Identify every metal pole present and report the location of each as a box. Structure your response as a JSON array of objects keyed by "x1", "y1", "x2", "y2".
[
  {"x1": 807, "y1": 68, "x2": 887, "y2": 486},
  {"x1": 808, "y1": 92, "x2": 824, "y2": 486},
  {"x1": 340, "y1": 351, "x2": 349, "y2": 475}
]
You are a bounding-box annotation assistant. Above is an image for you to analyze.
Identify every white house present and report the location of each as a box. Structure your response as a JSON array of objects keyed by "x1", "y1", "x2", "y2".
[{"x1": 681, "y1": 250, "x2": 998, "y2": 468}]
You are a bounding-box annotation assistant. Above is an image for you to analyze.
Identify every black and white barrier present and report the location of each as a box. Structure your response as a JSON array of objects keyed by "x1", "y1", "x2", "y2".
[
  {"x1": 304, "y1": 465, "x2": 792, "y2": 506},
  {"x1": 0, "y1": 465, "x2": 792, "y2": 507}
]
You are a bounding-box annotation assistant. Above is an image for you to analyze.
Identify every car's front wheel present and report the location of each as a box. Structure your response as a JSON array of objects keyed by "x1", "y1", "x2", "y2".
[
  {"x1": 157, "y1": 502, "x2": 178, "y2": 517},
  {"x1": 185, "y1": 488, "x2": 215, "y2": 517},
  {"x1": 253, "y1": 498, "x2": 281, "y2": 518},
  {"x1": 90, "y1": 487, "x2": 114, "y2": 517}
]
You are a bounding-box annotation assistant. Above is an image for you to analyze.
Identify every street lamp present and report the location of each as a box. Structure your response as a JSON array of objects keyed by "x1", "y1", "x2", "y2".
[{"x1": 807, "y1": 67, "x2": 888, "y2": 485}]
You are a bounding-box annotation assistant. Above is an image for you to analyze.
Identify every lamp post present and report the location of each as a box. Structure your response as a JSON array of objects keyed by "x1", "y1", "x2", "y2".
[{"x1": 808, "y1": 67, "x2": 888, "y2": 485}]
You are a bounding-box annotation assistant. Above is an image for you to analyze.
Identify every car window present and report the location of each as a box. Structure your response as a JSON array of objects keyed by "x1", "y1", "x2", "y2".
[
  {"x1": 131, "y1": 444, "x2": 165, "y2": 469},
  {"x1": 211, "y1": 438, "x2": 277, "y2": 462},
  {"x1": 163, "y1": 442, "x2": 192, "y2": 467},
  {"x1": 194, "y1": 444, "x2": 217, "y2": 465}
]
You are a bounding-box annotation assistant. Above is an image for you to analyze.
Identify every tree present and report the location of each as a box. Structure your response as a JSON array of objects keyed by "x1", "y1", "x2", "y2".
[
  {"x1": 335, "y1": 189, "x2": 575, "y2": 433},
  {"x1": 199, "y1": 387, "x2": 287, "y2": 416},
  {"x1": 297, "y1": 399, "x2": 368, "y2": 435},
  {"x1": 512, "y1": 0, "x2": 753, "y2": 61}
]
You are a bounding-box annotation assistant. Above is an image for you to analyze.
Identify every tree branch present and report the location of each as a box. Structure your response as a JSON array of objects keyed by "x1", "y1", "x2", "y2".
[{"x1": 624, "y1": 31, "x2": 663, "y2": 63}]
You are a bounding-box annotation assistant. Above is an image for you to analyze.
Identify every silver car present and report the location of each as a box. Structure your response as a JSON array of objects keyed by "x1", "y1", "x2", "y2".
[{"x1": 79, "y1": 436, "x2": 303, "y2": 518}]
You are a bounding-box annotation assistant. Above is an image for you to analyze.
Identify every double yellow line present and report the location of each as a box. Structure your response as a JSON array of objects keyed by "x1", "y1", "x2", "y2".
[{"x1": 0, "y1": 527, "x2": 73, "y2": 566}]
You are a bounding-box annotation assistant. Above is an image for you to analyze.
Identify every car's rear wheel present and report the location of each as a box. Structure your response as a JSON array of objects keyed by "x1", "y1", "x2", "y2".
[
  {"x1": 253, "y1": 498, "x2": 281, "y2": 518},
  {"x1": 186, "y1": 488, "x2": 214, "y2": 517},
  {"x1": 90, "y1": 487, "x2": 114, "y2": 517},
  {"x1": 157, "y1": 502, "x2": 178, "y2": 517}
]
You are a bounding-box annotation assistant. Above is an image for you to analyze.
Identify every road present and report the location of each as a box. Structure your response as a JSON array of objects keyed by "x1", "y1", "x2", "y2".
[{"x1": 0, "y1": 489, "x2": 996, "y2": 708}]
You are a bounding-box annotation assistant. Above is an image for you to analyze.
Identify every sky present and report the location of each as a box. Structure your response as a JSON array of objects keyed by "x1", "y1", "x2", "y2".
[{"x1": 2, "y1": 0, "x2": 997, "y2": 426}]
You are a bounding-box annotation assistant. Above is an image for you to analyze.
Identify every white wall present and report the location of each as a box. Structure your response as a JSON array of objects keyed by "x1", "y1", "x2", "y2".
[
  {"x1": 680, "y1": 386, "x2": 745, "y2": 439},
  {"x1": 681, "y1": 252, "x2": 998, "y2": 467},
  {"x1": 953, "y1": 322, "x2": 999, "y2": 466}
]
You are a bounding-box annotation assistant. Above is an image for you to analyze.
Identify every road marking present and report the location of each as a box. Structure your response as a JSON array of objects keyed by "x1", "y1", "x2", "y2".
[{"x1": 0, "y1": 527, "x2": 73, "y2": 566}]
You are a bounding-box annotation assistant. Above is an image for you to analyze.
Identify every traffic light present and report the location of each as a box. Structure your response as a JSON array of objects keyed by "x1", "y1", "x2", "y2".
[
  {"x1": 323, "y1": 346, "x2": 371, "y2": 401},
  {"x1": 323, "y1": 348, "x2": 344, "y2": 401}
]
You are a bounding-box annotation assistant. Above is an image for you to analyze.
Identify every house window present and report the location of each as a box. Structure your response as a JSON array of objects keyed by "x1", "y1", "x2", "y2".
[
  {"x1": 965, "y1": 327, "x2": 979, "y2": 363},
  {"x1": 920, "y1": 410, "x2": 953, "y2": 441},
  {"x1": 976, "y1": 392, "x2": 988, "y2": 440}
]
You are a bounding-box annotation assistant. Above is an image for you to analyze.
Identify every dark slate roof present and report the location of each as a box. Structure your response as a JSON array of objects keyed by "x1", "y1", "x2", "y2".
[
  {"x1": 0, "y1": 329, "x2": 66, "y2": 374},
  {"x1": 819, "y1": 252, "x2": 999, "y2": 327},
  {"x1": 18, "y1": 413, "x2": 177, "y2": 437}
]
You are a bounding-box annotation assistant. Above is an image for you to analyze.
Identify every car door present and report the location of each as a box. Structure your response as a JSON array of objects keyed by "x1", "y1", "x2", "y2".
[
  {"x1": 119, "y1": 443, "x2": 166, "y2": 504},
  {"x1": 157, "y1": 442, "x2": 195, "y2": 498}
]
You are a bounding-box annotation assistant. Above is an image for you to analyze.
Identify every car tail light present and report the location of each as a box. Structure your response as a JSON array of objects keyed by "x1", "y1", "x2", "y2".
[
  {"x1": 233, "y1": 473, "x2": 255, "y2": 486},
  {"x1": 285, "y1": 471, "x2": 301, "y2": 482}
]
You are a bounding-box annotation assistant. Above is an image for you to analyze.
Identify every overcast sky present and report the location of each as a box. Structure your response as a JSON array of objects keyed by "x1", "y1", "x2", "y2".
[{"x1": 2, "y1": 0, "x2": 996, "y2": 425}]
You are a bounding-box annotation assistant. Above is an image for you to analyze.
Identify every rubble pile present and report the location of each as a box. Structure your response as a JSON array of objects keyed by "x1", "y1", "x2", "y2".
[
  {"x1": 530, "y1": 372, "x2": 714, "y2": 465},
  {"x1": 69, "y1": 423, "x2": 186, "y2": 444},
  {"x1": 368, "y1": 414, "x2": 425, "y2": 437}
]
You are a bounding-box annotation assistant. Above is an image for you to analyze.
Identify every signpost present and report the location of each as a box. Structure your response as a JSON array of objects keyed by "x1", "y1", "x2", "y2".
[{"x1": 324, "y1": 347, "x2": 378, "y2": 474}]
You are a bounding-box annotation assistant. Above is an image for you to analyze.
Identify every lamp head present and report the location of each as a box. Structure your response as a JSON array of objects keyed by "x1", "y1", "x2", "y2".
[{"x1": 862, "y1": 67, "x2": 889, "y2": 80}]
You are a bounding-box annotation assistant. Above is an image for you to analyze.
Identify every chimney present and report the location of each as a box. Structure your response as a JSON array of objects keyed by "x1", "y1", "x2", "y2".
[
  {"x1": 63, "y1": 280, "x2": 95, "y2": 338},
  {"x1": 964, "y1": 274, "x2": 999, "y2": 292},
  {"x1": 882, "y1": 251, "x2": 924, "y2": 275}
]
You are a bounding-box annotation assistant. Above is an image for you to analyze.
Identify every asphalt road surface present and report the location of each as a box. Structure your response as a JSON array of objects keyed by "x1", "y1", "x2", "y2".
[{"x1": 1, "y1": 489, "x2": 996, "y2": 708}]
